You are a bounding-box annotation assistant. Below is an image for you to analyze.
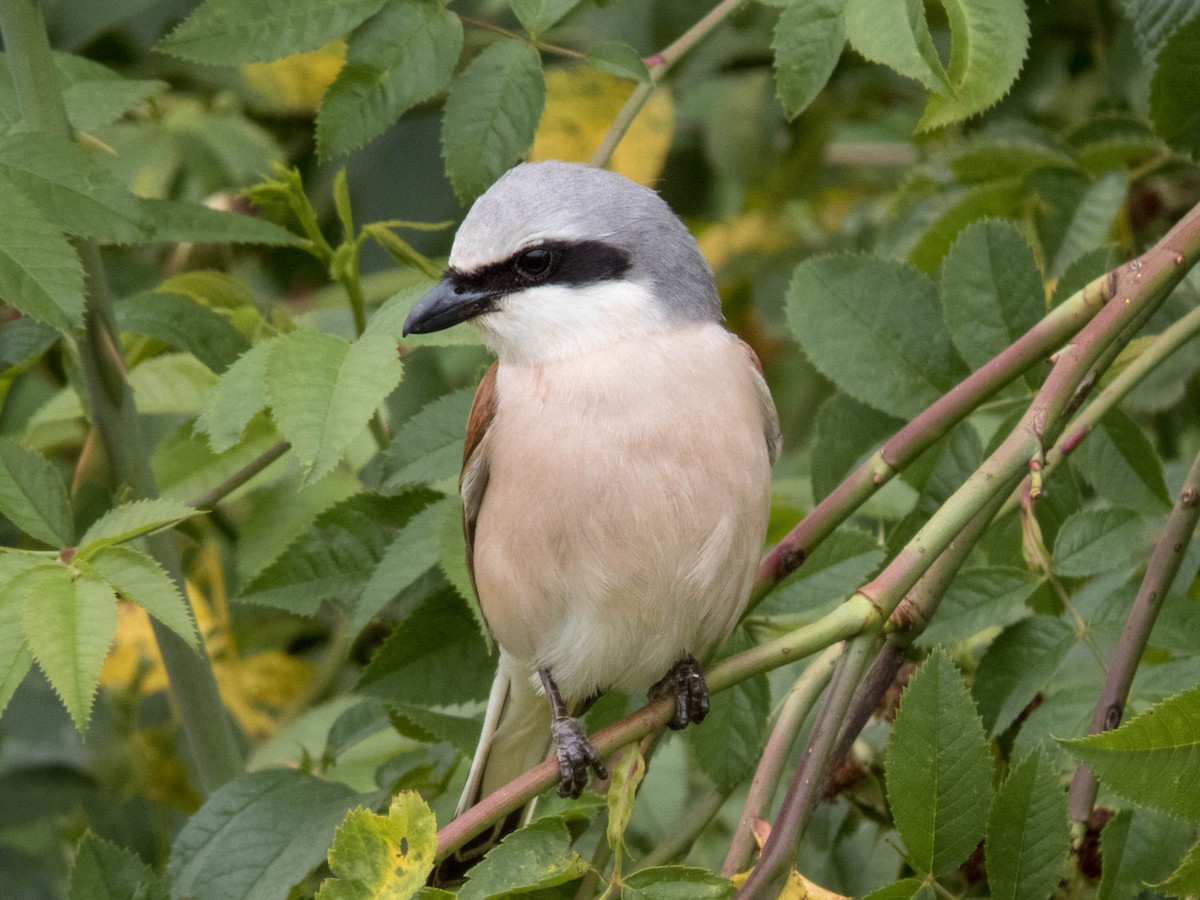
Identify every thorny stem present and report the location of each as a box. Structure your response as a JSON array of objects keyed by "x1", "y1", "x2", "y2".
[{"x1": 1067, "y1": 447, "x2": 1200, "y2": 823}]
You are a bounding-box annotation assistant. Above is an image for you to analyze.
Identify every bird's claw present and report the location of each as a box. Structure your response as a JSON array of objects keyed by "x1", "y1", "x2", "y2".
[
  {"x1": 650, "y1": 654, "x2": 710, "y2": 730},
  {"x1": 550, "y1": 716, "x2": 607, "y2": 798}
]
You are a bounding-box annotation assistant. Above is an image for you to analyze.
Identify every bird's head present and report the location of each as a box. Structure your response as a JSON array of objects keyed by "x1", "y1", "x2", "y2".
[{"x1": 402, "y1": 161, "x2": 720, "y2": 364}]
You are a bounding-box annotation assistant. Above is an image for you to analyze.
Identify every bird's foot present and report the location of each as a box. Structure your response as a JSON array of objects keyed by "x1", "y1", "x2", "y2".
[
  {"x1": 550, "y1": 716, "x2": 608, "y2": 798},
  {"x1": 649, "y1": 654, "x2": 710, "y2": 730}
]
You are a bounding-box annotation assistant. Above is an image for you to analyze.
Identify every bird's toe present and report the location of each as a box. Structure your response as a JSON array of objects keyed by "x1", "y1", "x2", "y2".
[
  {"x1": 550, "y1": 716, "x2": 607, "y2": 798},
  {"x1": 651, "y1": 654, "x2": 710, "y2": 730}
]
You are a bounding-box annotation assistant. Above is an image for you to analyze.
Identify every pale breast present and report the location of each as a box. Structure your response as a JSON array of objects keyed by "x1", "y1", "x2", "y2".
[{"x1": 470, "y1": 323, "x2": 774, "y2": 704}]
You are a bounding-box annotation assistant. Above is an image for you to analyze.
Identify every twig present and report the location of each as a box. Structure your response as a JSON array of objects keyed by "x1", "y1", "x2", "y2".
[
  {"x1": 187, "y1": 440, "x2": 291, "y2": 510},
  {"x1": 1067, "y1": 447, "x2": 1200, "y2": 823},
  {"x1": 459, "y1": 14, "x2": 584, "y2": 59}
]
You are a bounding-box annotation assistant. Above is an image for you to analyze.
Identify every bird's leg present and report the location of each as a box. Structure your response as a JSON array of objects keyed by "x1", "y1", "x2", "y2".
[
  {"x1": 538, "y1": 666, "x2": 608, "y2": 798},
  {"x1": 649, "y1": 653, "x2": 710, "y2": 730}
]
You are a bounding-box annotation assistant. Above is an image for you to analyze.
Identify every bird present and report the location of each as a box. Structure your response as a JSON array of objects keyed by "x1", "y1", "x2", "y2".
[{"x1": 402, "y1": 160, "x2": 780, "y2": 864}]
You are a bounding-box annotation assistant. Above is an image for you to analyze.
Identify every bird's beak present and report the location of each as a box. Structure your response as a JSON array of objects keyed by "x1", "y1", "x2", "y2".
[{"x1": 402, "y1": 278, "x2": 498, "y2": 336}]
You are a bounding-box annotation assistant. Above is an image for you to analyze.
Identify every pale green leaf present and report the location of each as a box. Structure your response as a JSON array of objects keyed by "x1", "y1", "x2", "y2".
[
  {"x1": 1052, "y1": 508, "x2": 1146, "y2": 578},
  {"x1": 130, "y1": 353, "x2": 219, "y2": 416},
  {"x1": 69, "y1": 831, "x2": 167, "y2": 900},
  {"x1": 1151, "y1": 14, "x2": 1200, "y2": 158},
  {"x1": 157, "y1": 0, "x2": 389, "y2": 64},
  {"x1": 369, "y1": 283, "x2": 482, "y2": 349},
  {"x1": 510, "y1": 0, "x2": 582, "y2": 35},
  {"x1": 199, "y1": 340, "x2": 274, "y2": 453},
  {"x1": 787, "y1": 254, "x2": 965, "y2": 418},
  {"x1": 1072, "y1": 408, "x2": 1172, "y2": 514},
  {"x1": 382, "y1": 387, "x2": 474, "y2": 491},
  {"x1": 318, "y1": 1, "x2": 463, "y2": 158},
  {"x1": 169, "y1": 769, "x2": 359, "y2": 900},
  {"x1": 156, "y1": 270, "x2": 259, "y2": 311},
  {"x1": 973, "y1": 616, "x2": 1076, "y2": 736},
  {"x1": 917, "y1": 0, "x2": 1030, "y2": 131},
  {"x1": 1049, "y1": 171, "x2": 1128, "y2": 277},
  {"x1": 772, "y1": 0, "x2": 846, "y2": 120},
  {"x1": 0, "y1": 557, "x2": 40, "y2": 718},
  {"x1": 0, "y1": 438, "x2": 72, "y2": 546},
  {"x1": 607, "y1": 747, "x2": 646, "y2": 861},
  {"x1": 88, "y1": 546, "x2": 197, "y2": 648},
  {"x1": 1060, "y1": 683, "x2": 1200, "y2": 820},
  {"x1": 458, "y1": 817, "x2": 590, "y2": 900},
  {"x1": 20, "y1": 569, "x2": 117, "y2": 731},
  {"x1": 441, "y1": 40, "x2": 545, "y2": 201},
  {"x1": 139, "y1": 199, "x2": 304, "y2": 246},
  {"x1": 266, "y1": 330, "x2": 404, "y2": 483},
  {"x1": 116, "y1": 291, "x2": 250, "y2": 373},
  {"x1": 886, "y1": 648, "x2": 994, "y2": 876},
  {"x1": 316, "y1": 793, "x2": 437, "y2": 899},
  {"x1": 78, "y1": 498, "x2": 200, "y2": 555},
  {"x1": 0, "y1": 176, "x2": 85, "y2": 333},
  {"x1": 622, "y1": 867, "x2": 734, "y2": 900},
  {"x1": 1159, "y1": 838, "x2": 1200, "y2": 897},
  {"x1": 985, "y1": 747, "x2": 1070, "y2": 900},
  {"x1": 585, "y1": 41, "x2": 651, "y2": 82},
  {"x1": 845, "y1": 0, "x2": 948, "y2": 94}
]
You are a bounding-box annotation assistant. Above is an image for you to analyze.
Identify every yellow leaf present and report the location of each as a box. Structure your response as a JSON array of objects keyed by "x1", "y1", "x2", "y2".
[
  {"x1": 698, "y1": 211, "x2": 798, "y2": 272},
  {"x1": 242, "y1": 42, "x2": 347, "y2": 114},
  {"x1": 530, "y1": 67, "x2": 673, "y2": 186},
  {"x1": 100, "y1": 601, "x2": 169, "y2": 694},
  {"x1": 317, "y1": 793, "x2": 438, "y2": 899}
]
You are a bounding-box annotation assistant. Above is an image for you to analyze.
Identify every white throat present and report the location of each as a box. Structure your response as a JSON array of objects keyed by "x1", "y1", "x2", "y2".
[{"x1": 472, "y1": 280, "x2": 670, "y2": 365}]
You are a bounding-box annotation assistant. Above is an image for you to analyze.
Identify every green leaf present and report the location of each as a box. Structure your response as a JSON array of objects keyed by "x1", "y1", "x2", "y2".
[
  {"x1": 886, "y1": 648, "x2": 994, "y2": 876},
  {"x1": 69, "y1": 831, "x2": 167, "y2": 900},
  {"x1": 20, "y1": 569, "x2": 117, "y2": 731},
  {"x1": 1049, "y1": 171, "x2": 1128, "y2": 277},
  {"x1": 585, "y1": 41, "x2": 651, "y2": 82},
  {"x1": 388, "y1": 704, "x2": 482, "y2": 756},
  {"x1": 437, "y1": 494, "x2": 488, "y2": 641},
  {"x1": 1121, "y1": 0, "x2": 1200, "y2": 60},
  {"x1": 759, "y1": 526, "x2": 885, "y2": 615},
  {"x1": 1159, "y1": 838, "x2": 1200, "y2": 898},
  {"x1": 266, "y1": 330, "x2": 404, "y2": 483},
  {"x1": 1099, "y1": 806, "x2": 1196, "y2": 900},
  {"x1": 607, "y1": 747, "x2": 646, "y2": 861},
  {"x1": 157, "y1": 0, "x2": 389, "y2": 64},
  {"x1": 787, "y1": 254, "x2": 965, "y2": 418},
  {"x1": 88, "y1": 546, "x2": 197, "y2": 648},
  {"x1": 623, "y1": 866, "x2": 735, "y2": 900},
  {"x1": 78, "y1": 498, "x2": 200, "y2": 556},
  {"x1": 441, "y1": 40, "x2": 545, "y2": 201},
  {"x1": 0, "y1": 438, "x2": 72, "y2": 546},
  {"x1": 972, "y1": 616, "x2": 1076, "y2": 736},
  {"x1": 862, "y1": 879, "x2": 936, "y2": 900},
  {"x1": 459, "y1": 817, "x2": 590, "y2": 900},
  {"x1": 950, "y1": 137, "x2": 1076, "y2": 184},
  {"x1": 1060, "y1": 683, "x2": 1200, "y2": 819},
  {"x1": 1071, "y1": 408, "x2": 1172, "y2": 514},
  {"x1": 318, "y1": 1, "x2": 463, "y2": 158},
  {"x1": 0, "y1": 316, "x2": 57, "y2": 375},
  {"x1": 383, "y1": 387, "x2": 475, "y2": 490},
  {"x1": 0, "y1": 133, "x2": 150, "y2": 243},
  {"x1": 1052, "y1": 508, "x2": 1146, "y2": 578},
  {"x1": 357, "y1": 587, "x2": 493, "y2": 706},
  {"x1": 915, "y1": 566, "x2": 1039, "y2": 647},
  {"x1": 1151, "y1": 13, "x2": 1200, "y2": 158},
  {"x1": 917, "y1": 0, "x2": 1030, "y2": 131},
  {"x1": 985, "y1": 747, "x2": 1070, "y2": 900},
  {"x1": 510, "y1": 0, "x2": 582, "y2": 35},
  {"x1": 169, "y1": 769, "x2": 359, "y2": 900},
  {"x1": 844, "y1": 0, "x2": 949, "y2": 94},
  {"x1": 116, "y1": 291, "x2": 250, "y2": 374},
  {"x1": 0, "y1": 176, "x2": 85, "y2": 333},
  {"x1": 139, "y1": 199, "x2": 305, "y2": 246},
  {"x1": 940, "y1": 219, "x2": 1045, "y2": 372},
  {"x1": 0, "y1": 556, "x2": 40, "y2": 718},
  {"x1": 199, "y1": 340, "x2": 274, "y2": 453},
  {"x1": 809, "y1": 393, "x2": 904, "y2": 501},
  {"x1": 369, "y1": 283, "x2": 481, "y2": 349},
  {"x1": 905, "y1": 180, "x2": 1025, "y2": 273},
  {"x1": 316, "y1": 792, "x2": 437, "y2": 899},
  {"x1": 772, "y1": 0, "x2": 846, "y2": 120}
]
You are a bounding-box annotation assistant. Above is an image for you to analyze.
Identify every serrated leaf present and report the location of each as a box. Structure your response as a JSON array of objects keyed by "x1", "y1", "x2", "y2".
[
  {"x1": 787, "y1": 254, "x2": 965, "y2": 418},
  {"x1": 382, "y1": 387, "x2": 474, "y2": 490},
  {"x1": 266, "y1": 330, "x2": 404, "y2": 483},
  {"x1": 0, "y1": 316, "x2": 57, "y2": 375},
  {"x1": 88, "y1": 546, "x2": 197, "y2": 648},
  {"x1": 78, "y1": 498, "x2": 200, "y2": 555},
  {"x1": 169, "y1": 769, "x2": 359, "y2": 900},
  {"x1": 368, "y1": 283, "x2": 481, "y2": 349},
  {"x1": 905, "y1": 179, "x2": 1025, "y2": 273},
  {"x1": 20, "y1": 569, "x2": 117, "y2": 731},
  {"x1": 1049, "y1": 171, "x2": 1127, "y2": 277},
  {"x1": 436, "y1": 493, "x2": 488, "y2": 642},
  {"x1": 973, "y1": 616, "x2": 1076, "y2": 736},
  {"x1": 1099, "y1": 806, "x2": 1196, "y2": 900},
  {"x1": 0, "y1": 557, "x2": 39, "y2": 718},
  {"x1": 623, "y1": 866, "x2": 734, "y2": 900},
  {"x1": 510, "y1": 0, "x2": 582, "y2": 35},
  {"x1": 845, "y1": 0, "x2": 948, "y2": 94},
  {"x1": 1061, "y1": 683, "x2": 1200, "y2": 819},
  {"x1": 355, "y1": 497, "x2": 454, "y2": 631},
  {"x1": 886, "y1": 648, "x2": 994, "y2": 876},
  {"x1": 139, "y1": 199, "x2": 304, "y2": 246},
  {"x1": 585, "y1": 41, "x2": 650, "y2": 82},
  {"x1": 158, "y1": 0, "x2": 388, "y2": 65},
  {"x1": 441, "y1": 40, "x2": 545, "y2": 201},
  {"x1": 809, "y1": 393, "x2": 904, "y2": 501},
  {"x1": 318, "y1": 1, "x2": 463, "y2": 158},
  {"x1": 941, "y1": 219, "x2": 1044, "y2": 372},
  {"x1": 357, "y1": 587, "x2": 492, "y2": 706},
  {"x1": 316, "y1": 792, "x2": 437, "y2": 899},
  {"x1": 1159, "y1": 838, "x2": 1200, "y2": 897},
  {"x1": 985, "y1": 747, "x2": 1070, "y2": 900},
  {"x1": 69, "y1": 831, "x2": 167, "y2": 900},
  {"x1": 0, "y1": 438, "x2": 72, "y2": 546},
  {"x1": 116, "y1": 291, "x2": 250, "y2": 373},
  {"x1": 1151, "y1": 14, "x2": 1200, "y2": 158},
  {"x1": 0, "y1": 176, "x2": 85, "y2": 333},
  {"x1": 459, "y1": 817, "x2": 590, "y2": 900},
  {"x1": 759, "y1": 526, "x2": 885, "y2": 615},
  {"x1": 862, "y1": 879, "x2": 936, "y2": 900},
  {"x1": 1052, "y1": 508, "x2": 1145, "y2": 578},
  {"x1": 950, "y1": 138, "x2": 1076, "y2": 183},
  {"x1": 200, "y1": 340, "x2": 274, "y2": 452},
  {"x1": 772, "y1": 0, "x2": 846, "y2": 120},
  {"x1": 1071, "y1": 408, "x2": 1172, "y2": 514},
  {"x1": 915, "y1": 566, "x2": 1039, "y2": 647},
  {"x1": 917, "y1": 0, "x2": 1030, "y2": 131},
  {"x1": 388, "y1": 704, "x2": 482, "y2": 756}
]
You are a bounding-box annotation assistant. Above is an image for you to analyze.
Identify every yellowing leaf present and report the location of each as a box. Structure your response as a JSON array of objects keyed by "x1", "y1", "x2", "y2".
[
  {"x1": 100, "y1": 601, "x2": 170, "y2": 694},
  {"x1": 316, "y1": 792, "x2": 438, "y2": 899},
  {"x1": 530, "y1": 67, "x2": 672, "y2": 186},
  {"x1": 698, "y1": 210, "x2": 798, "y2": 272},
  {"x1": 242, "y1": 42, "x2": 347, "y2": 114}
]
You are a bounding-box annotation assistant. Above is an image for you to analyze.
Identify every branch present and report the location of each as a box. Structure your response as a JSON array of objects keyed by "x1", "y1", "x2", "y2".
[
  {"x1": 1067, "y1": 446, "x2": 1200, "y2": 823},
  {"x1": 187, "y1": 440, "x2": 291, "y2": 510}
]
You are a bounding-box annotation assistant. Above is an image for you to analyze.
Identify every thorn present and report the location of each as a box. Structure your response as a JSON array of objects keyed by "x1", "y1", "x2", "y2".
[{"x1": 1174, "y1": 253, "x2": 1186, "y2": 266}]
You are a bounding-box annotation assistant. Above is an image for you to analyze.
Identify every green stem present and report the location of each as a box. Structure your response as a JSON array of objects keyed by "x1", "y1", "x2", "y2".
[{"x1": 0, "y1": 0, "x2": 243, "y2": 792}]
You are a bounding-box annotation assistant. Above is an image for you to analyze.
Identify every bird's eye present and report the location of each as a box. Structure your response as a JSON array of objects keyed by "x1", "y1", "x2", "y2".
[{"x1": 515, "y1": 247, "x2": 554, "y2": 280}]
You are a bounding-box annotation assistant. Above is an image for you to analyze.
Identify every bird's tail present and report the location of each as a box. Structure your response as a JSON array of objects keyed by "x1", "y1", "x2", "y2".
[{"x1": 433, "y1": 661, "x2": 552, "y2": 885}]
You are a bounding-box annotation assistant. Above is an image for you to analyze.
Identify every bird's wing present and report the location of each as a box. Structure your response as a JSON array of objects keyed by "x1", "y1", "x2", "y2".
[
  {"x1": 460, "y1": 361, "x2": 499, "y2": 594},
  {"x1": 736, "y1": 338, "x2": 782, "y2": 464}
]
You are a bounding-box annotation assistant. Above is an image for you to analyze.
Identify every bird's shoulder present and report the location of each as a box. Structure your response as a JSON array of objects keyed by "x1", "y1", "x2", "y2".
[{"x1": 733, "y1": 336, "x2": 782, "y2": 465}]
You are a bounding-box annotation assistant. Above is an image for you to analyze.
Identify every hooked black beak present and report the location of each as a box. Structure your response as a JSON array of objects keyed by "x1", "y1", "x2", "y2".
[{"x1": 402, "y1": 278, "x2": 498, "y2": 336}]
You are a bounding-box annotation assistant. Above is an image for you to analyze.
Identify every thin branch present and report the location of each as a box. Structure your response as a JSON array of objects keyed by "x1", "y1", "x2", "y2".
[
  {"x1": 187, "y1": 441, "x2": 291, "y2": 510},
  {"x1": 1067, "y1": 447, "x2": 1200, "y2": 823},
  {"x1": 459, "y1": 14, "x2": 585, "y2": 59}
]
